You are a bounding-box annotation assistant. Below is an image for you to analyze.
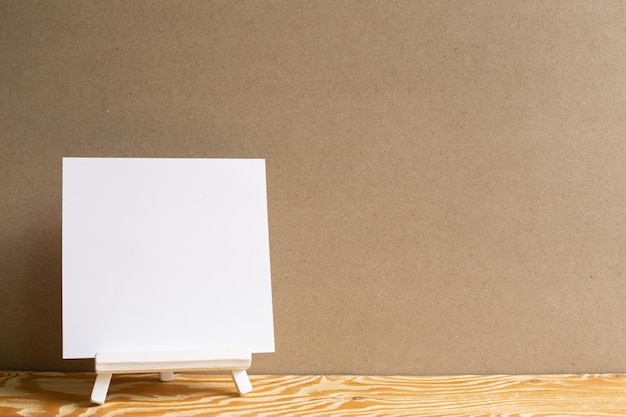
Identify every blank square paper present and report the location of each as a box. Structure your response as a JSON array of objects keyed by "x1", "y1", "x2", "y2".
[{"x1": 62, "y1": 158, "x2": 274, "y2": 359}]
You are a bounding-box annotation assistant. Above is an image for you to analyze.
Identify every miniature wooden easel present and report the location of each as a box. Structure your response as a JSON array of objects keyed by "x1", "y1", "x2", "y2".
[{"x1": 91, "y1": 349, "x2": 252, "y2": 404}]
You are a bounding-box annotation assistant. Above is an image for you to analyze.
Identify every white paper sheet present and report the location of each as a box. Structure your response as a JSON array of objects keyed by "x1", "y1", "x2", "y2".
[{"x1": 62, "y1": 158, "x2": 274, "y2": 359}]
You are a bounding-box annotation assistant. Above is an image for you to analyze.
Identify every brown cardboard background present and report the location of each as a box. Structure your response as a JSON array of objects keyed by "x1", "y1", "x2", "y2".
[{"x1": 1, "y1": 1, "x2": 625, "y2": 374}]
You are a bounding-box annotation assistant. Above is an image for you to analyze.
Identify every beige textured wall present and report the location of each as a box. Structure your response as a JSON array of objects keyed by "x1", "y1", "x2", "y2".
[{"x1": 1, "y1": 1, "x2": 625, "y2": 374}]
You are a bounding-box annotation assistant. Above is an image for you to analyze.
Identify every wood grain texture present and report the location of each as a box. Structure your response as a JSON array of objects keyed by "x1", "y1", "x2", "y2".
[{"x1": 1, "y1": 372, "x2": 626, "y2": 416}]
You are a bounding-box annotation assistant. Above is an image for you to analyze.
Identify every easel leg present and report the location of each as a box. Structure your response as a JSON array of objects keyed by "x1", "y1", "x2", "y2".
[
  {"x1": 91, "y1": 373, "x2": 112, "y2": 405},
  {"x1": 230, "y1": 369, "x2": 252, "y2": 395},
  {"x1": 159, "y1": 371, "x2": 174, "y2": 382}
]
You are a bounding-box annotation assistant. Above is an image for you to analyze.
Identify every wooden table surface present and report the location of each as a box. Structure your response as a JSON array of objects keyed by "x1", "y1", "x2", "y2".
[{"x1": 1, "y1": 371, "x2": 626, "y2": 416}]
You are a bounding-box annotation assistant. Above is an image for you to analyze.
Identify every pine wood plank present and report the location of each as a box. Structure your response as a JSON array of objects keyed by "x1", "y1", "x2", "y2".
[{"x1": 1, "y1": 371, "x2": 625, "y2": 416}]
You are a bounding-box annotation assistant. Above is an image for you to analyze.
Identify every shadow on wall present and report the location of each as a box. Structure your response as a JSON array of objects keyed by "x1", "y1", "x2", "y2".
[{"x1": 1, "y1": 215, "x2": 93, "y2": 372}]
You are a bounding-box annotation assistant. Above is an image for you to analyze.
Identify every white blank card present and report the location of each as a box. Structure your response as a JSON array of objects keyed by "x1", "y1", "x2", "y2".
[{"x1": 62, "y1": 158, "x2": 274, "y2": 359}]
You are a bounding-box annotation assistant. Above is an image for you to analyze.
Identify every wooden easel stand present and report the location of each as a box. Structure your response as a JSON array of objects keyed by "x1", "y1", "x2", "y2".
[{"x1": 91, "y1": 350, "x2": 252, "y2": 404}]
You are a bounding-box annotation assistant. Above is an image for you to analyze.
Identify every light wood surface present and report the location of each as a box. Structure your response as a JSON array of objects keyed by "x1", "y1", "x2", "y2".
[{"x1": 1, "y1": 372, "x2": 626, "y2": 416}]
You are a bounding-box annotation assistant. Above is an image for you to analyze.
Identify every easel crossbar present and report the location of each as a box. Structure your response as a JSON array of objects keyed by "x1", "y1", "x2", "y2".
[{"x1": 91, "y1": 350, "x2": 253, "y2": 405}]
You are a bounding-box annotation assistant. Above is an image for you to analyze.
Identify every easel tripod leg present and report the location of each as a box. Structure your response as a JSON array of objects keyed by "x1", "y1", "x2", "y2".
[
  {"x1": 230, "y1": 369, "x2": 252, "y2": 395},
  {"x1": 160, "y1": 371, "x2": 174, "y2": 381},
  {"x1": 91, "y1": 373, "x2": 112, "y2": 405}
]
